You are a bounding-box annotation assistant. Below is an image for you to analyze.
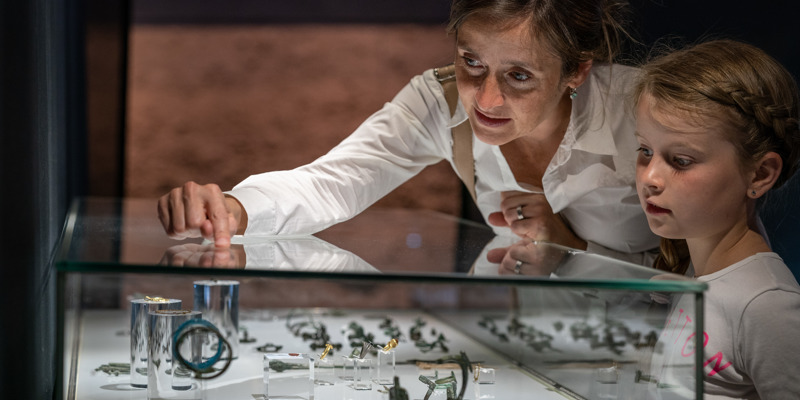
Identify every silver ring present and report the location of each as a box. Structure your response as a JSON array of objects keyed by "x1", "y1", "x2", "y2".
[
  {"x1": 514, "y1": 259, "x2": 523, "y2": 275},
  {"x1": 516, "y1": 205, "x2": 524, "y2": 221}
]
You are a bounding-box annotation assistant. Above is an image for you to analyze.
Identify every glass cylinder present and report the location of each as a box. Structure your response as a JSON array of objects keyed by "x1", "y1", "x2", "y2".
[
  {"x1": 147, "y1": 309, "x2": 202, "y2": 400},
  {"x1": 193, "y1": 280, "x2": 239, "y2": 360},
  {"x1": 130, "y1": 297, "x2": 181, "y2": 388}
]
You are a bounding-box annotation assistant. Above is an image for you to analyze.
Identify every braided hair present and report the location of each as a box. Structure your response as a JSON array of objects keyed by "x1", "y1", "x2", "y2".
[{"x1": 634, "y1": 39, "x2": 800, "y2": 274}]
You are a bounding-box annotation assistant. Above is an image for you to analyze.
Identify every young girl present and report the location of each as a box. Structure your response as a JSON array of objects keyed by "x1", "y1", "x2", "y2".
[{"x1": 634, "y1": 40, "x2": 800, "y2": 398}]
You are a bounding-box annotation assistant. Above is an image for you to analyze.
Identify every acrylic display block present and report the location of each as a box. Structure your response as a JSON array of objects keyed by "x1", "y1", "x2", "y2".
[
  {"x1": 314, "y1": 355, "x2": 336, "y2": 386},
  {"x1": 351, "y1": 357, "x2": 373, "y2": 391},
  {"x1": 474, "y1": 366, "x2": 495, "y2": 385},
  {"x1": 338, "y1": 355, "x2": 355, "y2": 381},
  {"x1": 263, "y1": 353, "x2": 315, "y2": 400},
  {"x1": 375, "y1": 348, "x2": 396, "y2": 385}
]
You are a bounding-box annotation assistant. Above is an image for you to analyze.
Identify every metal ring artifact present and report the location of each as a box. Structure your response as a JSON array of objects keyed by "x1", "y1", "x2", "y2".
[{"x1": 173, "y1": 319, "x2": 232, "y2": 380}]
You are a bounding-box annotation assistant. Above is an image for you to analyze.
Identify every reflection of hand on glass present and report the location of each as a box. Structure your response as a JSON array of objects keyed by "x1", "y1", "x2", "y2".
[
  {"x1": 487, "y1": 239, "x2": 567, "y2": 276},
  {"x1": 159, "y1": 243, "x2": 245, "y2": 269},
  {"x1": 241, "y1": 236, "x2": 380, "y2": 273}
]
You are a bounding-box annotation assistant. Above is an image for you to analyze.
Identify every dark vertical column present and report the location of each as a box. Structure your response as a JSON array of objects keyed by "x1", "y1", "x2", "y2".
[
  {"x1": 0, "y1": 0, "x2": 87, "y2": 397},
  {"x1": 81, "y1": 0, "x2": 130, "y2": 310},
  {"x1": 86, "y1": 0, "x2": 129, "y2": 197}
]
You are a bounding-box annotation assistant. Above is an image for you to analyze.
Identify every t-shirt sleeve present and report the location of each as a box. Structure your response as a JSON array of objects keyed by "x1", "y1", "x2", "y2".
[{"x1": 738, "y1": 288, "x2": 800, "y2": 398}]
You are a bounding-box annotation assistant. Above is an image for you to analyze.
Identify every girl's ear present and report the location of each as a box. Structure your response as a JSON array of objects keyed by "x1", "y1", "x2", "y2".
[{"x1": 749, "y1": 152, "x2": 783, "y2": 198}]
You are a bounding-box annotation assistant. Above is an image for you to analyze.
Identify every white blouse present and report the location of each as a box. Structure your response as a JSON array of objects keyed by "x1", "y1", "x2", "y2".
[{"x1": 228, "y1": 63, "x2": 659, "y2": 264}]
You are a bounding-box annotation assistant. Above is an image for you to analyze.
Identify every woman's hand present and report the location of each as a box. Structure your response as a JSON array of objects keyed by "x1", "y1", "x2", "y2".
[
  {"x1": 487, "y1": 239, "x2": 566, "y2": 276},
  {"x1": 157, "y1": 181, "x2": 245, "y2": 248},
  {"x1": 488, "y1": 190, "x2": 587, "y2": 250}
]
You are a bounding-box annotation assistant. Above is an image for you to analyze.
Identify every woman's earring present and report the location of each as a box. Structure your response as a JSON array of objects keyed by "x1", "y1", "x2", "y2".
[
  {"x1": 750, "y1": 190, "x2": 757, "y2": 197},
  {"x1": 569, "y1": 87, "x2": 578, "y2": 100}
]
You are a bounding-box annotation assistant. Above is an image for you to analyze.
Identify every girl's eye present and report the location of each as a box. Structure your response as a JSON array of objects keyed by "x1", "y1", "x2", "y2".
[
  {"x1": 673, "y1": 157, "x2": 693, "y2": 168},
  {"x1": 636, "y1": 146, "x2": 653, "y2": 157}
]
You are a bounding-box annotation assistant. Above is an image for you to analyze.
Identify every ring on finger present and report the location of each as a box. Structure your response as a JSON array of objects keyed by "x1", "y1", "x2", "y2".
[
  {"x1": 516, "y1": 205, "x2": 525, "y2": 221},
  {"x1": 514, "y1": 259, "x2": 523, "y2": 275}
]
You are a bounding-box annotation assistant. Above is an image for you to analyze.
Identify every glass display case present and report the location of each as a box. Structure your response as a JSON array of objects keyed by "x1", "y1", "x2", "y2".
[{"x1": 55, "y1": 197, "x2": 706, "y2": 400}]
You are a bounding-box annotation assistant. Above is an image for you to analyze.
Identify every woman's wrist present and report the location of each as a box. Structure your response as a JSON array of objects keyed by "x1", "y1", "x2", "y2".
[{"x1": 224, "y1": 195, "x2": 248, "y2": 235}]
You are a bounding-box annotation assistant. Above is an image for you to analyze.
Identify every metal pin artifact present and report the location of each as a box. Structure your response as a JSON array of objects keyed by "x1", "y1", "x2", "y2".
[
  {"x1": 383, "y1": 338, "x2": 399, "y2": 352},
  {"x1": 320, "y1": 343, "x2": 333, "y2": 360}
]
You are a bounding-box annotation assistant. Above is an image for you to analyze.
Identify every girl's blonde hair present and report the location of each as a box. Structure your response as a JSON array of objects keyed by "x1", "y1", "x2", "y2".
[{"x1": 634, "y1": 39, "x2": 800, "y2": 274}]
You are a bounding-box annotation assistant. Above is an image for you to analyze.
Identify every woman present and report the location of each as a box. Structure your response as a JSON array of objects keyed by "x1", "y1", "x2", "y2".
[{"x1": 158, "y1": 0, "x2": 658, "y2": 268}]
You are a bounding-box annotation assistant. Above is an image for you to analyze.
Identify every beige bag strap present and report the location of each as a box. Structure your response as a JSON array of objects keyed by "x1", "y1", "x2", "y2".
[{"x1": 434, "y1": 64, "x2": 477, "y2": 202}]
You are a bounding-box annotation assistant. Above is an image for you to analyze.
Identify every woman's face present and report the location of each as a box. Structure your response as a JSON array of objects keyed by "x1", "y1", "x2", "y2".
[
  {"x1": 455, "y1": 17, "x2": 579, "y2": 145},
  {"x1": 635, "y1": 93, "x2": 752, "y2": 241}
]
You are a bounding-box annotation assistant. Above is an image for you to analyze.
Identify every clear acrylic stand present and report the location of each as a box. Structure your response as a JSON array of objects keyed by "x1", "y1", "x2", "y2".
[{"x1": 263, "y1": 353, "x2": 314, "y2": 399}]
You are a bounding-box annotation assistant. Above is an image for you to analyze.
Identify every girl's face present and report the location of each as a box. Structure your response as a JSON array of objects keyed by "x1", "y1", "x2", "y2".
[
  {"x1": 455, "y1": 18, "x2": 582, "y2": 145},
  {"x1": 635, "y1": 93, "x2": 753, "y2": 241}
]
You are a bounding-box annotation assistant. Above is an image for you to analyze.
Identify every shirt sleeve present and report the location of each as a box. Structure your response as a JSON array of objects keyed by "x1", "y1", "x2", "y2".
[
  {"x1": 737, "y1": 288, "x2": 800, "y2": 398},
  {"x1": 227, "y1": 71, "x2": 453, "y2": 236}
]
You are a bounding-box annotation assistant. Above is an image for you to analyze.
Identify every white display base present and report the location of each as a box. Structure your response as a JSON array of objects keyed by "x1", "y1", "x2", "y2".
[{"x1": 68, "y1": 309, "x2": 568, "y2": 400}]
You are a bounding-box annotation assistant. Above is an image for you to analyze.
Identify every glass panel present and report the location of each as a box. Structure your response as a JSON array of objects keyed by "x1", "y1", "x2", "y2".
[
  {"x1": 56, "y1": 197, "x2": 706, "y2": 399},
  {"x1": 56, "y1": 198, "x2": 703, "y2": 293}
]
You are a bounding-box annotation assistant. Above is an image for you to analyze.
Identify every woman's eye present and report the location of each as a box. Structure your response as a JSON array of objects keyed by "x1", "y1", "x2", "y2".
[
  {"x1": 636, "y1": 146, "x2": 653, "y2": 157},
  {"x1": 462, "y1": 56, "x2": 480, "y2": 68},
  {"x1": 510, "y1": 71, "x2": 530, "y2": 81}
]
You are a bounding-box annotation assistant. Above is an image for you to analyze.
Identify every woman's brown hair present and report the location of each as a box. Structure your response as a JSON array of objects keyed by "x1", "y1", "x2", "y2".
[{"x1": 447, "y1": 0, "x2": 634, "y2": 79}]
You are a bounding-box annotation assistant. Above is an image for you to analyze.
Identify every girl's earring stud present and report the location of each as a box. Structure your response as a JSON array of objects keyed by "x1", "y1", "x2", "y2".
[{"x1": 569, "y1": 87, "x2": 578, "y2": 100}]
